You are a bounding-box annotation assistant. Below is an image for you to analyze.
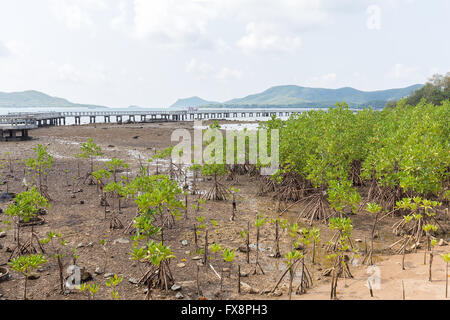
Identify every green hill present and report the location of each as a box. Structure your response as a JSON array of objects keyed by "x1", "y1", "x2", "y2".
[
  {"x1": 223, "y1": 84, "x2": 423, "y2": 107},
  {"x1": 0, "y1": 90, "x2": 107, "y2": 109},
  {"x1": 170, "y1": 84, "x2": 423, "y2": 109},
  {"x1": 169, "y1": 96, "x2": 219, "y2": 109}
]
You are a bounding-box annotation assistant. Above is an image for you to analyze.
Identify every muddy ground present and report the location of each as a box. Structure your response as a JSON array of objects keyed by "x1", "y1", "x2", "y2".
[{"x1": 0, "y1": 121, "x2": 448, "y2": 300}]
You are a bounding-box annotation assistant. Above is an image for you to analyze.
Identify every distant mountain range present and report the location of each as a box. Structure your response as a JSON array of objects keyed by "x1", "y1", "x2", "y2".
[
  {"x1": 170, "y1": 84, "x2": 423, "y2": 109},
  {"x1": 0, "y1": 90, "x2": 108, "y2": 109},
  {"x1": 1, "y1": 84, "x2": 423, "y2": 110},
  {"x1": 169, "y1": 96, "x2": 220, "y2": 109}
]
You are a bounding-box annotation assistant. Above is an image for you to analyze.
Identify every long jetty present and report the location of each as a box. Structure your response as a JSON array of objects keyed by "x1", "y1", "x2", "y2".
[{"x1": 0, "y1": 108, "x2": 360, "y2": 141}]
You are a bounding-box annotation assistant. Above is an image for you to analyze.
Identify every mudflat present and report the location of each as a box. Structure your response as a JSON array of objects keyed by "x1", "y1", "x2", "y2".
[{"x1": 0, "y1": 121, "x2": 448, "y2": 300}]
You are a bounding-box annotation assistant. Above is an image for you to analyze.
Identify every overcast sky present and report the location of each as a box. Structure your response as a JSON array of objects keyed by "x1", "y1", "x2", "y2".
[{"x1": 0, "y1": 0, "x2": 448, "y2": 108}]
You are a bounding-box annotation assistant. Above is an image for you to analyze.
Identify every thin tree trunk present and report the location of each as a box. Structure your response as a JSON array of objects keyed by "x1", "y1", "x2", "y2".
[
  {"x1": 288, "y1": 267, "x2": 293, "y2": 300},
  {"x1": 219, "y1": 268, "x2": 224, "y2": 300},
  {"x1": 246, "y1": 221, "x2": 250, "y2": 264},
  {"x1": 312, "y1": 238, "x2": 316, "y2": 264},
  {"x1": 58, "y1": 255, "x2": 64, "y2": 293},
  {"x1": 370, "y1": 213, "x2": 379, "y2": 265},
  {"x1": 428, "y1": 252, "x2": 433, "y2": 282},
  {"x1": 446, "y1": 262, "x2": 448, "y2": 299},
  {"x1": 24, "y1": 275, "x2": 28, "y2": 300},
  {"x1": 194, "y1": 225, "x2": 198, "y2": 249},
  {"x1": 275, "y1": 220, "x2": 281, "y2": 258},
  {"x1": 238, "y1": 265, "x2": 241, "y2": 294},
  {"x1": 203, "y1": 230, "x2": 208, "y2": 265}
]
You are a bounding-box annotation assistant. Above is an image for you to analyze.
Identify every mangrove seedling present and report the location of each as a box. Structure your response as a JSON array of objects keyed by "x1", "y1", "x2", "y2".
[
  {"x1": 441, "y1": 253, "x2": 450, "y2": 298},
  {"x1": 105, "y1": 274, "x2": 123, "y2": 300},
  {"x1": 79, "y1": 283, "x2": 99, "y2": 300},
  {"x1": 4, "y1": 187, "x2": 49, "y2": 259},
  {"x1": 423, "y1": 223, "x2": 438, "y2": 265},
  {"x1": 326, "y1": 217, "x2": 356, "y2": 299},
  {"x1": 363, "y1": 202, "x2": 383, "y2": 265},
  {"x1": 40, "y1": 231, "x2": 67, "y2": 293},
  {"x1": 8, "y1": 253, "x2": 48, "y2": 300},
  {"x1": 229, "y1": 187, "x2": 240, "y2": 221},
  {"x1": 220, "y1": 248, "x2": 236, "y2": 299},
  {"x1": 25, "y1": 144, "x2": 53, "y2": 200},
  {"x1": 269, "y1": 218, "x2": 282, "y2": 258},
  {"x1": 209, "y1": 243, "x2": 223, "y2": 260},
  {"x1": 76, "y1": 138, "x2": 103, "y2": 185},
  {"x1": 201, "y1": 163, "x2": 230, "y2": 201},
  {"x1": 139, "y1": 241, "x2": 176, "y2": 294},
  {"x1": 252, "y1": 215, "x2": 266, "y2": 275}
]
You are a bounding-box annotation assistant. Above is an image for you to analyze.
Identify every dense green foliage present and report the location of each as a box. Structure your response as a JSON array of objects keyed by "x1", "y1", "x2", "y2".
[
  {"x1": 262, "y1": 99, "x2": 449, "y2": 214},
  {"x1": 405, "y1": 73, "x2": 450, "y2": 106}
]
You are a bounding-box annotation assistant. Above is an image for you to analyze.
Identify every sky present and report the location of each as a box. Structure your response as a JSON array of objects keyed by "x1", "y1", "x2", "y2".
[{"x1": 0, "y1": 0, "x2": 448, "y2": 108}]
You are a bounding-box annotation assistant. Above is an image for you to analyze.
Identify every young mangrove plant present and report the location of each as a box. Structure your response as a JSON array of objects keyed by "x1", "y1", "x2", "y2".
[
  {"x1": 8, "y1": 253, "x2": 48, "y2": 300},
  {"x1": 76, "y1": 138, "x2": 103, "y2": 185},
  {"x1": 271, "y1": 249, "x2": 303, "y2": 300},
  {"x1": 363, "y1": 202, "x2": 383, "y2": 265},
  {"x1": 104, "y1": 180, "x2": 126, "y2": 229},
  {"x1": 138, "y1": 241, "x2": 176, "y2": 295},
  {"x1": 294, "y1": 228, "x2": 314, "y2": 294},
  {"x1": 79, "y1": 283, "x2": 99, "y2": 300},
  {"x1": 25, "y1": 144, "x2": 53, "y2": 200},
  {"x1": 209, "y1": 243, "x2": 223, "y2": 260},
  {"x1": 3, "y1": 187, "x2": 49, "y2": 259},
  {"x1": 441, "y1": 253, "x2": 450, "y2": 298},
  {"x1": 105, "y1": 274, "x2": 123, "y2": 300},
  {"x1": 270, "y1": 218, "x2": 287, "y2": 259},
  {"x1": 229, "y1": 187, "x2": 240, "y2": 221},
  {"x1": 326, "y1": 217, "x2": 356, "y2": 300},
  {"x1": 40, "y1": 231, "x2": 68, "y2": 294},
  {"x1": 202, "y1": 163, "x2": 230, "y2": 201},
  {"x1": 391, "y1": 198, "x2": 442, "y2": 254},
  {"x1": 129, "y1": 175, "x2": 184, "y2": 232},
  {"x1": 219, "y1": 248, "x2": 236, "y2": 299},
  {"x1": 252, "y1": 215, "x2": 267, "y2": 275},
  {"x1": 311, "y1": 227, "x2": 320, "y2": 264},
  {"x1": 189, "y1": 163, "x2": 202, "y2": 195}
]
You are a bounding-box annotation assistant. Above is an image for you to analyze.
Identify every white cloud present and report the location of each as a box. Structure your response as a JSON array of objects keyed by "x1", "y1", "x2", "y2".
[
  {"x1": 133, "y1": 0, "x2": 216, "y2": 43},
  {"x1": 304, "y1": 73, "x2": 338, "y2": 88},
  {"x1": 50, "y1": 0, "x2": 108, "y2": 30},
  {"x1": 185, "y1": 58, "x2": 242, "y2": 81},
  {"x1": 215, "y1": 67, "x2": 242, "y2": 80},
  {"x1": 388, "y1": 64, "x2": 420, "y2": 79},
  {"x1": 237, "y1": 22, "x2": 301, "y2": 54},
  {"x1": 111, "y1": 0, "x2": 128, "y2": 30},
  {"x1": 185, "y1": 59, "x2": 214, "y2": 78},
  {"x1": 58, "y1": 63, "x2": 108, "y2": 85},
  {"x1": 58, "y1": 64, "x2": 83, "y2": 83},
  {"x1": 130, "y1": 0, "x2": 339, "y2": 49}
]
